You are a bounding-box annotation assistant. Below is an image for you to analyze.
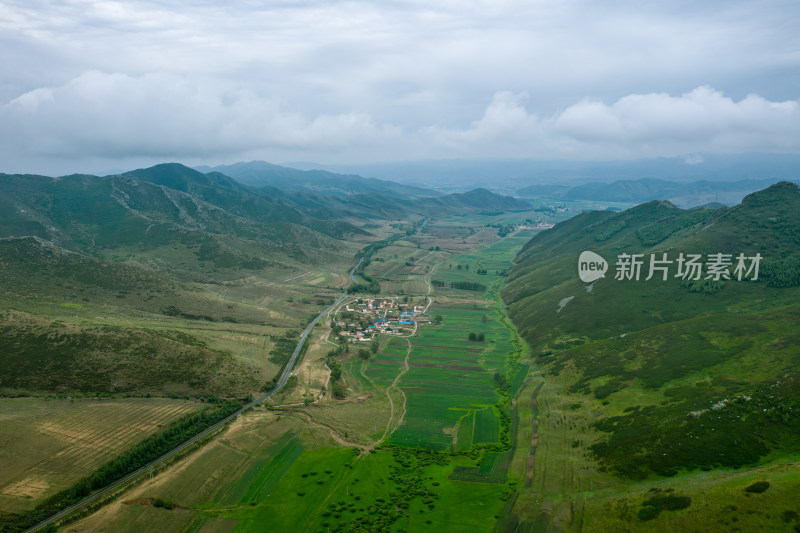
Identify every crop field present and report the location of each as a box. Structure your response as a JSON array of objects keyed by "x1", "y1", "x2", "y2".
[
  {"x1": 0, "y1": 397, "x2": 203, "y2": 513},
  {"x1": 215, "y1": 431, "x2": 304, "y2": 505},
  {"x1": 474, "y1": 406, "x2": 501, "y2": 443},
  {"x1": 63, "y1": 412, "x2": 328, "y2": 533},
  {"x1": 387, "y1": 303, "x2": 515, "y2": 450},
  {"x1": 364, "y1": 337, "x2": 408, "y2": 388},
  {"x1": 364, "y1": 240, "x2": 445, "y2": 296}
]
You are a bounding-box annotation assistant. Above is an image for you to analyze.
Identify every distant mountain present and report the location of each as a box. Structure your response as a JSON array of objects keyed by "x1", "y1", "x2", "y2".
[
  {"x1": 197, "y1": 160, "x2": 440, "y2": 197},
  {"x1": 517, "y1": 177, "x2": 797, "y2": 207},
  {"x1": 270, "y1": 187, "x2": 531, "y2": 222},
  {"x1": 287, "y1": 153, "x2": 800, "y2": 190},
  {"x1": 419, "y1": 188, "x2": 530, "y2": 212},
  {"x1": 503, "y1": 182, "x2": 800, "y2": 479}
]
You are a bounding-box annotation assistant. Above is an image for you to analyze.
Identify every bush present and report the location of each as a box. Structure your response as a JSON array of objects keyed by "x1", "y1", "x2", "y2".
[
  {"x1": 745, "y1": 481, "x2": 770, "y2": 493},
  {"x1": 638, "y1": 505, "x2": 659, "y2": 521},
  {"x1": 153, "y1": 498, "x2": 173, "y2": 510},
  {"x1": 638, "y1": 494, "x2": 691, "y2": 520}
]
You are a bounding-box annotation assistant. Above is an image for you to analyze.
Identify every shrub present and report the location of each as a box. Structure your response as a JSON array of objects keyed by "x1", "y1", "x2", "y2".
[
  {"x1": 745, "y1": 481, "x2": 770, "y2": 493},
  {"x1": 638, "y1": 505, "x2": 659, "y2": 521},
  {"x1": 153, "y1": 498, "x2": 173, "y2": 510}
]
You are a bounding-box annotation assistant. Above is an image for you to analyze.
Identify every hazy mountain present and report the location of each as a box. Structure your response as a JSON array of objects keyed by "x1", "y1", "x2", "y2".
[
  {"x1": 419, "y1": 188, "x2": 530, "y2": 212},
  {"x1": 287, "y1": 153, "x2": 800, "y2": 191},
  {"x1": 196, "y1": 160, "x2": 440, "y2": 197},
  {"x1": 517, "y1": 177, "x2": 797, "y2": 208}
]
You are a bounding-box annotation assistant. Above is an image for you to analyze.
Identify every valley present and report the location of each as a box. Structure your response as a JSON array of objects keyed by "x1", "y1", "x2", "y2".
[
  {"x1": 2, "y1": 163, "x2": 799, "y2": 533},
  {"x1": 41, "y1": 211, "x2": 532, "y2": 532}
]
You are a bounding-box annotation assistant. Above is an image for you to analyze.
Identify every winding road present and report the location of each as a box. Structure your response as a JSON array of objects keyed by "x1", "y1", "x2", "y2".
[{"x1": 23, "y1": 257, "x2": 365, "y2": 533}]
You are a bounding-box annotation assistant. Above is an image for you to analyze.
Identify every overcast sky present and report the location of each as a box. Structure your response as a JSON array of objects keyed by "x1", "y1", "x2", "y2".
[{"x1": 1, "y1": 0, "x2": 799, "y2": 175}]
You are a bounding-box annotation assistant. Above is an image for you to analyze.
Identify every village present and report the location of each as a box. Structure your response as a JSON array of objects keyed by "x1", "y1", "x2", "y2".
[{"x1": 332, "y1": 297, "x2": 432, "y2": 341}]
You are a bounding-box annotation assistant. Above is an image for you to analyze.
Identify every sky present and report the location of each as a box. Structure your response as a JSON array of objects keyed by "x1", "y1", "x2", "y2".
[{"x1": 1, "y1": 0, "x2": 799, "y2": 175}]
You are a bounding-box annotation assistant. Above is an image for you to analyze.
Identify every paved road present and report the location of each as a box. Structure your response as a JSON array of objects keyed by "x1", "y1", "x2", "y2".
[{"x1": 24, "y1": 258, "x2": 364, "y2": 533}]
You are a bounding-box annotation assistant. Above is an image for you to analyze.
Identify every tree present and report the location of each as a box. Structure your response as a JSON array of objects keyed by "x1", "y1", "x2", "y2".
[
  {"x1": 468, "y1": 332, "x2": 477, "y2": 341},
  {"x1": 358, "y1": 348, "x2": 371, "y2": 360},
  {"x1": 477, "y1": 333, "x2": 485, "y2": 342},
  {"x1": 370, "y1": 339, "x2": 380, "y2": 354},
  {"x1": 433, "y1": 315, "x2": 443, "y2": 324}
]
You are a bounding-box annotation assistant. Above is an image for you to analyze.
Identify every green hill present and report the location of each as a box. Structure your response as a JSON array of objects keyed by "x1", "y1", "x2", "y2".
[
  {"x1": 0, "y1": 164, "x2": 364, "y2": 280},
  {"x1": 503, "y1": 181, "x2": 800, "y2": 478},
  {"x1": 199, "y1": 160, "x2": 440, "y2": 197}
]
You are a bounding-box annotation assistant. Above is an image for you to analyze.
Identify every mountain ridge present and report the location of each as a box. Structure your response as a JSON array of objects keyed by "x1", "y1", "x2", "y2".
[{"x1": 502, "y1": 181, "x2": 800, "y2": 479}]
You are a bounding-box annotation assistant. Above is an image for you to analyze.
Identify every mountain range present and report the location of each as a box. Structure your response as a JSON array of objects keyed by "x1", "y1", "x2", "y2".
[
  {"x1": 1, "y1": 162, "x2": 529, "y2": 281},
  {"x1": 285, "y1": 153, "x2": 800, "y2": 190}
]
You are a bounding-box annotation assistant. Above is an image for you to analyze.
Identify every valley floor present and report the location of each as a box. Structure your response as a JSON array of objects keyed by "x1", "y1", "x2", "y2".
[{"x1": 10, "y1": 205, "x2": 799, "y2": 533}]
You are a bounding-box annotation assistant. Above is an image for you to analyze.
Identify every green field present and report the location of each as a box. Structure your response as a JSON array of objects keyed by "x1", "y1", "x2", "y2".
[{"x1": 387, "y1": 304, "x2": 511, "y2": 450}]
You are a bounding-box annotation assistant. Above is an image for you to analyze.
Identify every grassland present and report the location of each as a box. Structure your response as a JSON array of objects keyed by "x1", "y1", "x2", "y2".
[{"x1": 497, "y1": 185, "x2": 800, "y2": 531}]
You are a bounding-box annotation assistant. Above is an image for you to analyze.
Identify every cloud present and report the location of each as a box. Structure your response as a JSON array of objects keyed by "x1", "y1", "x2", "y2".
[
  {"x1": 420, "y1": 92, "x2": 542, "y2": 154},
  {"x1": 548, "y1": 86, "x2": 800, "y2": 157},
  {"x1": 418, "y1": 87, "x2": 800, "y2": 159},
  {"x1": 0, "y1": 71, "x2": 402, "y2": 162},
  {"x1": 1, "y1": 71, "x2": 798, "y2": 173}
]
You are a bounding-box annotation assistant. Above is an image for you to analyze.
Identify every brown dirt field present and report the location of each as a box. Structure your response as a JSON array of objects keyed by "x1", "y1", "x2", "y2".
[
  {"x1": 0, "y1": 477, "x2": 50, "y2": 499},
  {"x1": 123, "y1": 497, "x2": 155, "y2": 506},
  {"x1": 0, "y1": 398, "x2": 202, "y2": 513}
]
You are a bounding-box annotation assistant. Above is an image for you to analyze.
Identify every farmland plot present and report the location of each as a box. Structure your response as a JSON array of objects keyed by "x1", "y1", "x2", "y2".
[
  {"x1": 390, "y1": 304, "x2": 515, "y2": 450},
  {"x1": 0, "y1": 397, "x2": 203, "y2": 512}
]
